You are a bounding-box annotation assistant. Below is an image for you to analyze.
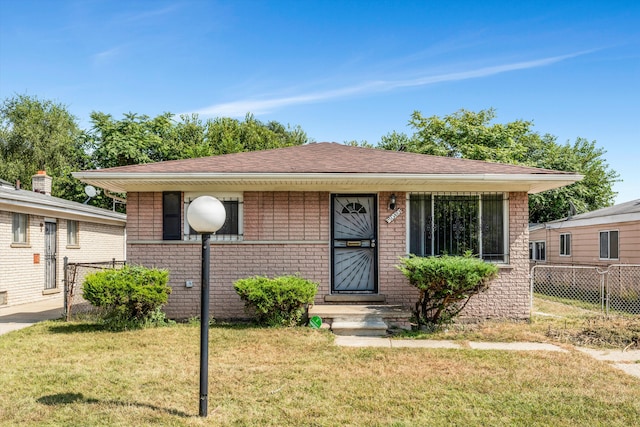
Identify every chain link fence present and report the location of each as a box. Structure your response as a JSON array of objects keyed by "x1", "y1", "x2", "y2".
[
  {"x1": 531, "y1": 264, "x2": 640, "y2": 316},
  {"x1": 63, "y1": 257, "x2": 126, "y2": 320}
]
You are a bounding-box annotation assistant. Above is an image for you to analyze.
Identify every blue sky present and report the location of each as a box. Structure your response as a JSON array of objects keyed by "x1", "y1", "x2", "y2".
[{"x1": 1, "y1": 0, "x2": 638, "y2": 204}]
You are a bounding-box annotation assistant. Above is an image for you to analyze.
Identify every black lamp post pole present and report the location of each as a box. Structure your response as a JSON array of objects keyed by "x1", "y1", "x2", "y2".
[{"x1": 199, "y1": 232, "x2": 211, "y2": 417}]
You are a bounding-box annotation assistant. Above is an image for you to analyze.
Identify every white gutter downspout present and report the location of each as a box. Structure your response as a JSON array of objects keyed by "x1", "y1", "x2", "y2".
[{"x1": 104, "y1": 189, "x2": 126, "y2": 204}]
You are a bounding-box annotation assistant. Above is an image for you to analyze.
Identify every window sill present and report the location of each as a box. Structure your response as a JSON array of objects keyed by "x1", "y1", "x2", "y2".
[
  {"x1": 66, "y1": 245, "x2": 81, "y2": 249},
  {"x1": 42, "y1": 288, "x2": 60, "y2": 295},
  {"x1": 10, "y1": 243, "x2": 31, "y2": 248}
]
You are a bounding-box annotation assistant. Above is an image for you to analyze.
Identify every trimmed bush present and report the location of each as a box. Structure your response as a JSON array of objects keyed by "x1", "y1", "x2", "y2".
[
  {"x1": 397, "y1": 254, "x2": 498, "y2": 326},
  {"x1": 82, "y1": 265, "x2": 172, "y2": 329},
  {"x1": 234, "y1": 275, "x2": 318, "y2": 327}
]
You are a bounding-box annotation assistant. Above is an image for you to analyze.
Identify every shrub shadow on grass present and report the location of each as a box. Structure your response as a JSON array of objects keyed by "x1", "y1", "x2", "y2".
[
  {"x1": 46, "y1": 322, "x2": 108, "y2": 334},
  {"x1": 37, "y1": 392, "x2": 189, "y2": 418}
]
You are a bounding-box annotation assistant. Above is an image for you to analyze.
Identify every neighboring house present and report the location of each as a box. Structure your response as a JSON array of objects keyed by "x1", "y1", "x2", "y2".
[
  {"x1": 0, "y1": 172, "x2": 126, "y2": 308},
  {"x1": 74, "y1": 142, "x2": 581, "y2": 320},
  {"x1": 529, "y1": 198, "x2": 640, "y2": 267}
]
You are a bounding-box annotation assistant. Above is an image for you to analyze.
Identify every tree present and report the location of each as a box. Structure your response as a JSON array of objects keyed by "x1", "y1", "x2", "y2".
[
  {"x1": 528, "y1": 138, "x2": 619, "y2": 222},
  {"x1": 202, "y1": 113, "x2": 307, "y2": 156},
  {"x1": 0, "y1": 94, "x2": 89, "y2": 202},
  {"x1": 89, "y1": 112, "x2": 175, "y2": 169},
  {"x1": 89, "y1": 112, "x2": 309, "y2": 168},
  {"x1": 379, "y1": 108, "x2": 619, "y2": 222}
]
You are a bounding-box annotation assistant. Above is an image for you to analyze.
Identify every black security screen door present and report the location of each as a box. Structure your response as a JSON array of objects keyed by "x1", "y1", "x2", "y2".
[
  {"x1": 44, "y1": 222, "x2": 57, "y2": 290},
  {"x1": 331, "y1": 194, "x2": 377, "y2": 293}
]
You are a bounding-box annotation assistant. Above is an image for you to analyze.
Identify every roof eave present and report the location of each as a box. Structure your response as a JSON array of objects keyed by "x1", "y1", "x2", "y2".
[
  {"x1": 0, "y1": 194, "x2": 126, "y2": 226},
  {"x1": 73, "y1": 172, "x2": 583, "y2": 194}
]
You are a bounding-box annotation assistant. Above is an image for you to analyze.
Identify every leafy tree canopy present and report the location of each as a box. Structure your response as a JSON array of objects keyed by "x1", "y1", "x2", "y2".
[
  {"x1": 89, "y1": 112, "x2": 308, "y2": 168},
  {"x1": 0, "y1": 94, "x2": 90, "y2": 203},
  {"x1": 2, "y1": 95, "x2": 617, "y2": 223},
  {"x1": 377, "y1": 108, "x2": 619, "y2": 222}
]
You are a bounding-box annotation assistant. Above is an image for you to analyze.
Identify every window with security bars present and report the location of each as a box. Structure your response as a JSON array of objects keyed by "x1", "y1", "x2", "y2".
[
  {"x1": 183, "y1": 194, "x2": 243, "y2": 241},
  {"x1": 409, "y1": 193, "x2": 507, "y2": 262},
  {"x1": 529, "y1": 241, "x2": 546, "y2": 261}
]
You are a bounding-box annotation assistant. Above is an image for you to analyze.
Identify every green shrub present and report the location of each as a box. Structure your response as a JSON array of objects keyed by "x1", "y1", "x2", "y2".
[
  {"x1": 233, "y1": 275, "x2": 318, "y2": 327},
  {"x1": 397, "y1": 254, "x2": 498, "y2": 326},
  {"x1": 82, "y1": 265, "x2": 172, "y2": 329}
]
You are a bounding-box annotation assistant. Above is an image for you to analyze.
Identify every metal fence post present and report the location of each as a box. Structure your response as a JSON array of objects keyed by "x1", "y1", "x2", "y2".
[
  {"x1": 529, "y1": 265, "x2": 536, "y2": 321},
  {"x1": 63, "y1": 256, "x2": 68, "y2": 319},
  {"x1": 602, "y1": 269, "x2": 607, "y2": 316}
]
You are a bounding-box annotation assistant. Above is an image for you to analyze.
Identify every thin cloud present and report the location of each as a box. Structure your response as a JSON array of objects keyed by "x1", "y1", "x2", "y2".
[
  {"x1": 189, "y1": 51, "x2": 591, "y2": 118},
  {"x1": 119, "y1": 5, "x2": 180, "y2": 23},
  {"x1": 92, "y1": 46, "x2": 123, "y2": 65}
]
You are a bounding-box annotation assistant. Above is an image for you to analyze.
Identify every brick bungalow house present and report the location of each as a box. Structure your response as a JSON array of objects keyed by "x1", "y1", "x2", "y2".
[
  {"x1": 0, "y1": 172, "x2": 126, "y2": 308},
  {"x1": 73, "y1": 142, "x2": 581, "y2": 321}
]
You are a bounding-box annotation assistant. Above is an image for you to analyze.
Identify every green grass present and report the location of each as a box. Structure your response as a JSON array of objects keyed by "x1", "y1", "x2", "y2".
[
  {"x1": 397, "y1": 295, "x2": 640, "y2": 349},
  {"x1": 1, "y1": 320, "x2": 639, "y2": 426}
]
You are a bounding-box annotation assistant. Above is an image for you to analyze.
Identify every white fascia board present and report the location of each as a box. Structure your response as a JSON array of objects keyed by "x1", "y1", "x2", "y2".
[
  {"x1": 73, "y1": 172, "x2": 583, "y2": 194},
  {"x1": 543, "y1": 212, "x2": 640, "y2": 230},
  {"x1": 0, "y1": 198, "x2": 126, "y2": 226}
]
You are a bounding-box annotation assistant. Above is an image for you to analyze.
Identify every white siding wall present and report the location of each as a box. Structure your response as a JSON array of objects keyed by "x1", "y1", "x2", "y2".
[{"x1": 0, "y1": 210, "x2": 125, "y2": 308}]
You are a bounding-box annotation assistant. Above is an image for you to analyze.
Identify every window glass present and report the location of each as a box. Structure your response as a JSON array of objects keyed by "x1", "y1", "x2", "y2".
[
  {"x1": 599, "y1": 230, "x2": 619, "y2": 260},
  {"x1": 609, "y1": 231, "x2": 619, "y2": 259},
  {"x1": 12, "y1": 213, "x2": 28, "y2": 243},
  {"x1": 409, "y1": 193, "x2": 507, "y2": 262},
  {"x1": 409, "y1": 194, "x2": 432, "y2": 257},
  {"x1": 599, "y1": 231, "x2": 608, "y2": 259},
  {"x1": 481, "y1": 194, "x2": 505, "y2": 262},
  {"x1": 536, "y1": 241, "x2": 546, "y2": 261},
  {"x1": 183, "y1": 193, "x2": 243, "y2": 241},
  {"x1": 163, "y1": 192, "x2": 182, "y2": 240},
  {"x1": 67, "y1": 220, "x2": 79, "y2": 246},
  {"x1": 560, "y1": 233, "x2": 571, "y2": 256},
  {"x1": 529, "y1": 241, "x2": 545, "y2": 261}
]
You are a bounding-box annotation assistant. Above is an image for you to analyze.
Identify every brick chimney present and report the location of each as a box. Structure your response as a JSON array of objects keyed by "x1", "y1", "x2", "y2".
[{"x1": 32, "y1": 170, "x2": 52, "y2": 196}]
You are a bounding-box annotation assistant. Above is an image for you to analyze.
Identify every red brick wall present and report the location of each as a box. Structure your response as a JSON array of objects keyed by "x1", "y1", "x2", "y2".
[
  {"x1": 127, "y1": 190, "x2": 531, "y2": 320},
  {"x1": 126, "y1": 192, "x2": 164, "y2": 241},
  {"x1": 377, "y1": 192, "x2": 419, "y2": 306},
  {"x1": 128, "y1": 191, "x2": 330, "y2": 319},
  {"x1": 243, "y1": 192, "x2": 329, "y2": 240},
  {"x1": 128, "y1": 242, "x2": 329, "y2": 319},
  {"x1": 462, "y1": 192, "x2": 531, "y2": 319}
]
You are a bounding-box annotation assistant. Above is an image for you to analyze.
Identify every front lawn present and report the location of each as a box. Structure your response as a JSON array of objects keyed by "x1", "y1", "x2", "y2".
[{"x1": 1, "y1": 321, "x2": 638, "y2": 426}]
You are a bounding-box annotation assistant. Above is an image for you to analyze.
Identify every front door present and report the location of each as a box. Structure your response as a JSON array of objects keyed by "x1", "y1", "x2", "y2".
[
  {"x1": 331, "y1": 194, "x2": 377, "y2": 293},
  {"x1": 44, "y1": 221, "x2": 57, "y2": 290}
]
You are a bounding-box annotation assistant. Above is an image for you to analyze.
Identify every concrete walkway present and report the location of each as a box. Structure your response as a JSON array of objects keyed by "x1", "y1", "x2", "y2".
[
  {"x1": 334, "y1": 335, "x2": 640, "y2": 380},
  {"x1": 334, "y1": 335, "x2": 569, "y2": 352},
  {"x1": 576, "y1": 347, "x2": 640, "y2": 379},
  {"x1": 0, "y1": 299, "x2": 64, "y2": 335}
]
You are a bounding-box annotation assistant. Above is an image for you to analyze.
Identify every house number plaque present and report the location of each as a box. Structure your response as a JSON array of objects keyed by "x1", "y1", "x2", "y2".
[{"x1": 385, "y1": 208, "x2": 403, "y2": 224}]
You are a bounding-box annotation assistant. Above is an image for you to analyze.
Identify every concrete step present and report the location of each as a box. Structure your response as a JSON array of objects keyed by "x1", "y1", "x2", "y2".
[
  {"x1": 309, "y1": 304, "x2": 411, "y2": 319},
  {"x1": 330, "y1": 317, "x2": 389, "y2": 336},
  {"x1": 308, "y1": 304, "x2": 412, "y2": 336}
]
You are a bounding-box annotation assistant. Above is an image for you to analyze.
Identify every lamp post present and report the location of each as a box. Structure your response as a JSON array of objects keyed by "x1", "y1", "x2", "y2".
[{"x1": 186, "y1": 196, "x2": 226, "y2": 417}]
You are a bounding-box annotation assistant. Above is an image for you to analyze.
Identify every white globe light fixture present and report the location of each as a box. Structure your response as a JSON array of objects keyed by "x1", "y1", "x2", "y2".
[
  {"x1": 186, "y1": 196, "x2": 226, "y2": 417},
  {"x1": 187, "y1": 196, "x2": 226, "y2": 233}
]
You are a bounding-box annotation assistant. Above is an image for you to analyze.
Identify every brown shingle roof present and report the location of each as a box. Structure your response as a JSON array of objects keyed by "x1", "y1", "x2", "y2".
[{"x1": 87, "y1": 142, "x2": 572, "y2": 175}]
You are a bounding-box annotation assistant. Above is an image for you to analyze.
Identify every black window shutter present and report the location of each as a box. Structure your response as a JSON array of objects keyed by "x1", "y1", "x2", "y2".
[{"x1": 163, "y1": 192, "x2": 182, "y2": 240}]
